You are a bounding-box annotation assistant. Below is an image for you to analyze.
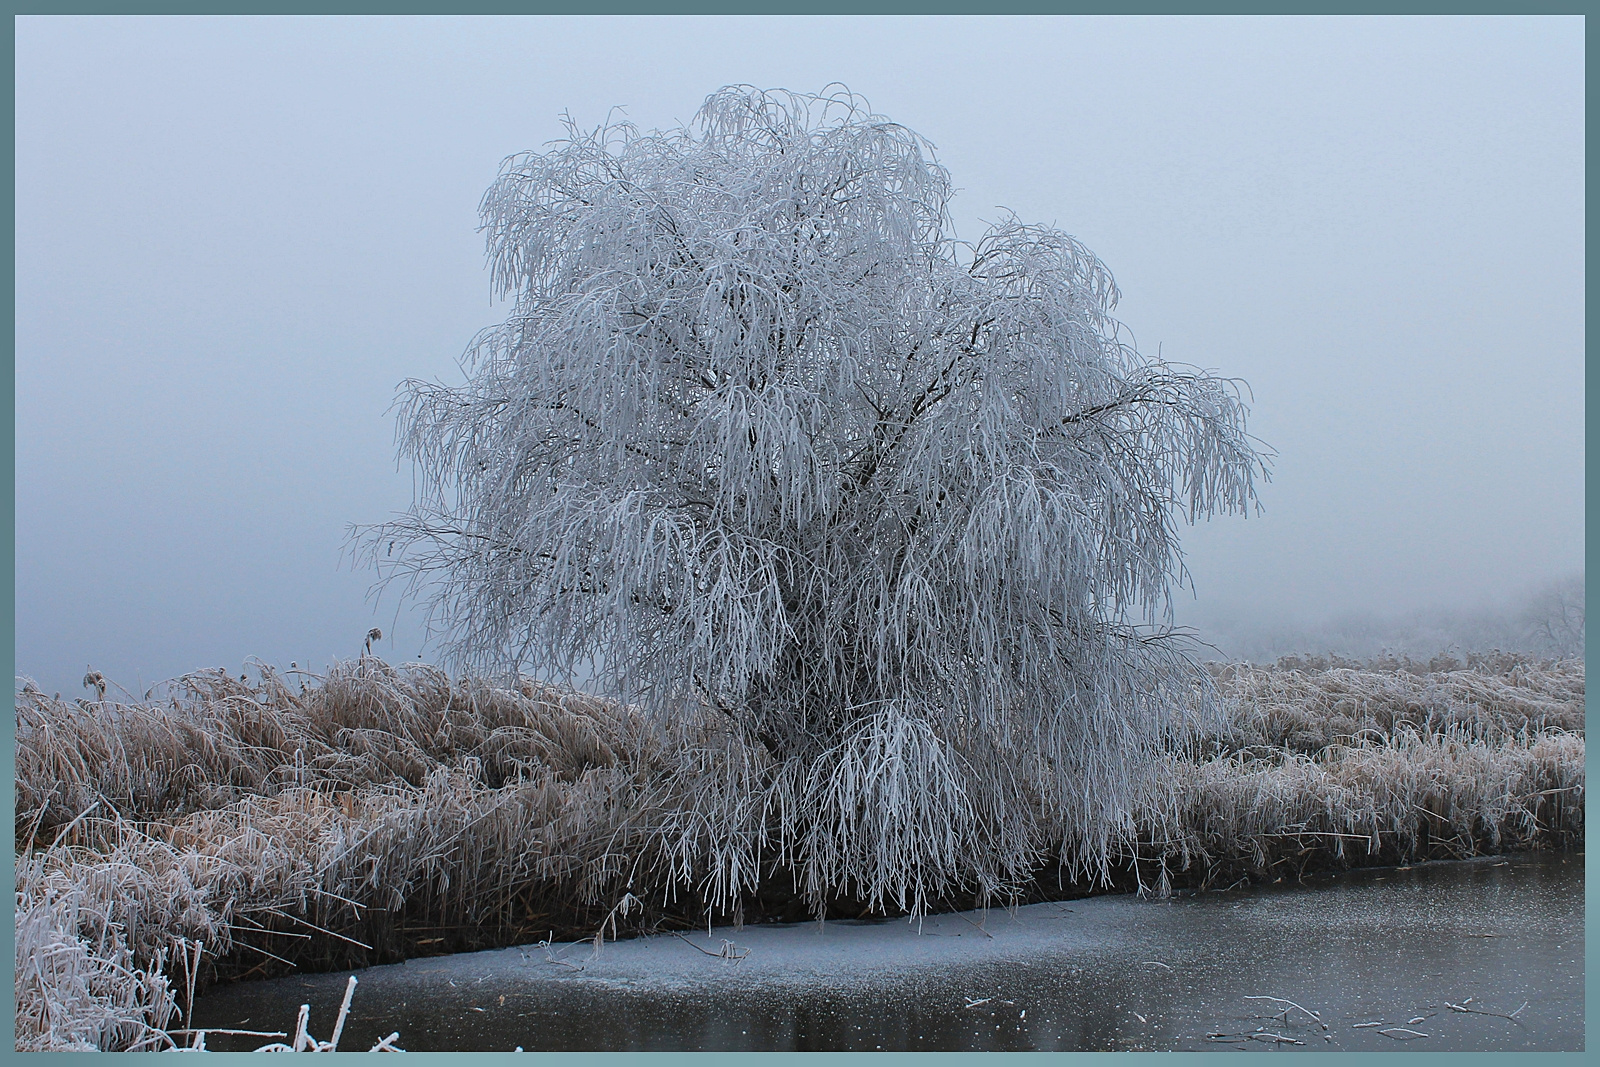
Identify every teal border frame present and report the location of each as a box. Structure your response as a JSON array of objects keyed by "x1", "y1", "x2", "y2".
[
  {"x1": 3, "y1": 5, "x2": 1590, "y2": 1062},
  {"x1": 3, "y1": 3, "x2": 1596, "y2": 14}
]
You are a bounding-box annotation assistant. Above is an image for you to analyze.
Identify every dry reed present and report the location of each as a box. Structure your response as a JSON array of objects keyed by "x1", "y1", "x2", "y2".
[{"x1": 14, "y1": 653, "x2": 1583, "y2": 1050}]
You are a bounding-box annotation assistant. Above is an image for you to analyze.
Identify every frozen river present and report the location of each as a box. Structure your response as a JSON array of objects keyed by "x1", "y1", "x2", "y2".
[{"x1": 191, "y1": 851, "x2": 1584, "y2": 1052}]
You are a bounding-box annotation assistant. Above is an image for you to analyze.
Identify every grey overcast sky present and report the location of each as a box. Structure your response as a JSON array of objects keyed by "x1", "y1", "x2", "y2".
[{"x1": 15, "y1": 15, "x2": 1583, "y2": 694}]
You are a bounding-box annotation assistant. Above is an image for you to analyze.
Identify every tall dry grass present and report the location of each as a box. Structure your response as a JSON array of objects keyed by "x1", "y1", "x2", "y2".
[
  {"x1": 1134, "y1": 727, "x2": 1584, "y2": 893},
  {"x1": 1205, "y1": 652, "x2": 1584, "y2": 755},
  {"x1": 14, "y1": 653, "x2": 1584, "y2": 1050}
]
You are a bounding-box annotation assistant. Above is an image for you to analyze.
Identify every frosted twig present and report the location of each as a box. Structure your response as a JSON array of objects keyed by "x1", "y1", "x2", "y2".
[
  {"x1": 1244, "y1": 994, "x2": 1326, "y2": 1029},
  {"x1": 329, "y1": 976, "x2": 358, "y2": 1050},
  {"x1": 1207, "y1": 1031, "x2": 1304, "y2": 1045},
  {"x1": 1446, "y1": 999, "x2": 1527, "y2": 1025},
  {"x1": 369, "y1": 1031, "x2": 405, "y2": 1052},
  {"x1": 672, "y1": 932, "x2": 749, "y2": 962}
]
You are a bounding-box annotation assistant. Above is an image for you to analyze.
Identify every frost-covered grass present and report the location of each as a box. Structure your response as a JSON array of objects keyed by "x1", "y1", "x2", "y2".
[{"x1": 14, "y1": 653, "x2": 1583, "y2": 1050}]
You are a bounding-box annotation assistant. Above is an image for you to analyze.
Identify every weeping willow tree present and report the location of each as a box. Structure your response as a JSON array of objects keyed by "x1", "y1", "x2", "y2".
[{"x1": 363, "y1": 86, "x2": 1268, "y2": 914}]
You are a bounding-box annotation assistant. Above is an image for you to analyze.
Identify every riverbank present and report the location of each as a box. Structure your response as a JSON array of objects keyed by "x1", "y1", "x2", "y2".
[{"x1": 14, "y1": 653, "x2": 1584, "y2": 1050}]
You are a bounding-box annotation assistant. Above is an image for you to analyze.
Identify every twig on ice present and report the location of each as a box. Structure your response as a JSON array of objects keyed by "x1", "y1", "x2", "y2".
[
  {"x1": 1377, "y1": 1027, "x2": 1429, "y2": 1039},
  {"x1": 1207, "y1": 1031, "x2": 1304, "y2": 1045},
  {"x1": 956, "y1": 912, "x2": 994, "y2": 939},
  {"x1": 1244, "y1": 994, "x2": 1326, "y2": 1029},
  {"x1": 1447, "y1": 998, "x2": 1527, "y2": 1025}
]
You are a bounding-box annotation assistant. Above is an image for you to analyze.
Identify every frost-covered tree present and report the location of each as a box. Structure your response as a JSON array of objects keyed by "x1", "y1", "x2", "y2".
[
  {"x1": 365, "y1": 86, "x2": 1268, "y2": 909},
  {"x1": 1523, "y1": 573, "x2": 1585, "y2": 659}
]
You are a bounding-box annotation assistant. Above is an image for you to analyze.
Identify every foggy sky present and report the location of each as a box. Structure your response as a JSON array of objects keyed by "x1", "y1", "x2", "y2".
[{"x1": 14, "y1": 15, "x2": 1584, "y2": 695}]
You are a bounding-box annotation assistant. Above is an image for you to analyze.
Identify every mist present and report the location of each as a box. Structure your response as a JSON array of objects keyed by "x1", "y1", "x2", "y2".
[{"x1": 14, "y1": 15, "x2": 1583, "y2": 695}]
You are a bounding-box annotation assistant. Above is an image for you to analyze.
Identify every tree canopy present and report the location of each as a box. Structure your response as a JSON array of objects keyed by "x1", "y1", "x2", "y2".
[{"x1": 365, "y1": 86, "x2": 1269, "y2": 910}]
